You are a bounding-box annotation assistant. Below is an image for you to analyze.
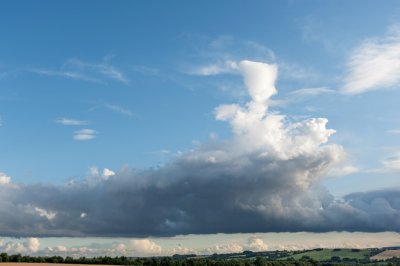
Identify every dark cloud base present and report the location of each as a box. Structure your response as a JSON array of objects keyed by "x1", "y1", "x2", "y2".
[{"x1": 0, "y1": 156, "x2": 398, "y2": 237}]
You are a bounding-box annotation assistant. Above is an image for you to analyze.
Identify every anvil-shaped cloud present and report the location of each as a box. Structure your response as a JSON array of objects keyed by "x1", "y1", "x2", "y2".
[{"x1": 0, "y1": 60, "x2": 398, "y2": 237}]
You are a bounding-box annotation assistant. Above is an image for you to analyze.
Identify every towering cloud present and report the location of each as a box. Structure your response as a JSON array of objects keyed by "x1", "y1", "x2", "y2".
[{"x1": 0, "y1": 60, "x2": 398, "y2": 237}]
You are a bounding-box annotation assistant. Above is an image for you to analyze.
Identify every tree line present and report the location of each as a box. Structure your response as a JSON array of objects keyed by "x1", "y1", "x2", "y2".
[{"x1": 1, "y1": 252, "x2": 400, "y2": 266}]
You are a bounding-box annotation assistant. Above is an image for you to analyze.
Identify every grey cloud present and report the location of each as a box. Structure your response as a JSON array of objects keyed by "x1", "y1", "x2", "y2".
[{"x1": 0, "y1": 154, "x2": 399, "y2": 237}]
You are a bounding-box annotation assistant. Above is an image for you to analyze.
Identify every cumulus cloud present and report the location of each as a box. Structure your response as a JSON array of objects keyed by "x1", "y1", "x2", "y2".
[
  {"x1": 73, "y1": 129, "x2": 97, "y2": 140},
  {"x1": 0, "y1": 238, "x2": 40, "y2": 254},
  {"x1": 342, "y1": 25, "x2": 400, "y2": 94},
  {"x1": 205, "y1": 237, "x2": 269, "y2": 254},
  {"x1": 129, "y1": 239, "x2": 162, "y2": 256},
  {"x1": 245, "y1": 237, "x2": 269, "y2": 252},
  {"x1": 204, "y1": 243, "x2": 243, "y2": 254},
  {"x1": 343, "y1": 189, "x2": 400, "y2": 231},
  {"x1": 0, "y1": 60, "x2": 398, "y2": 238}
]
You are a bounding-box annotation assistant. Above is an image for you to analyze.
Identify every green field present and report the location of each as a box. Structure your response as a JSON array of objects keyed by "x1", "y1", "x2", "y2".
[{"x1": 285, "y1": 249, "x2": 373, "y2": 261}]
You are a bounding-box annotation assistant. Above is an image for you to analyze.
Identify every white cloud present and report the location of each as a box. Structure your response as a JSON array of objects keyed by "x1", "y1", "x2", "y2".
[
  {"x1": 215, "y1": 60, "x2": 336, "y2": 161},
  {"x1": 204, "y1": 243, "x2": 243, "y2": 254},
  {"x1": 343, "y1": 25, "x2": 400, "y2": 94},
  {"x1": 85, "y1": 167, "x2": 116, "y2": 188},
  {"x1": 0, "y1": 172, "x2": 11, "y2": 185},
  {"x1": 56, "y1": 118, "x2": 88, "y2": 126},
  {"x1": 103, "y1": 168, "x2": 115, "y2": 178},
  {"x1": 0, "y1": 238, "x2": 40, "y2": 254},
  {"x1": 129, "y1": 239, "x2": 162, "y2": 256},
  {"x1": 244, "y1": 237, "x2": 269, "y2": 252},
  {"x1": 73, "y1": 129, "x2": 97, "y2": 140},
  {"x1": 26, "y1": 238, "x2": 40, "y2": 252}
]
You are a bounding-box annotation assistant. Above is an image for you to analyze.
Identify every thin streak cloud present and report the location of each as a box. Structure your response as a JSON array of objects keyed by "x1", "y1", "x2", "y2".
[{"x1": 56, "y1": 118, "x2": 89, "y2": 126}]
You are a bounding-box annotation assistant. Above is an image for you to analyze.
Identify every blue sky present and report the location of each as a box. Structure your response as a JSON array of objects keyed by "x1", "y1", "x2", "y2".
[{"x1": 0, "y1": 0, "x2": 399, "y2": 257}]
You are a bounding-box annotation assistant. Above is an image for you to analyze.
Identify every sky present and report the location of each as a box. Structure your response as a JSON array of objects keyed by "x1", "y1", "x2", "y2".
[{"x1": 0, "y1": 0, "x2": 399, "y2": 257}]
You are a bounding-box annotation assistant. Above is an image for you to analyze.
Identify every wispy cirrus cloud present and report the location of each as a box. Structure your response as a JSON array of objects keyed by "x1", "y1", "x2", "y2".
[
  {"x1": 31, "y1": 69, "x2": 102, "y2": 83},
  {"x1": 342, "y1": 25, "x2": 400, "y2": 94},
  {"x1": 67, "y1": 58, "x2": 127, "y2": 83},
  {"x1": 73, "y1": 129, "x2": 97, "y2": 141},
  {"x1": 31, "y1": 56, "x2": 127, "y2": 84},
  {"x1": 55, "y1": 118, "x2": 89, "y2": 126}
]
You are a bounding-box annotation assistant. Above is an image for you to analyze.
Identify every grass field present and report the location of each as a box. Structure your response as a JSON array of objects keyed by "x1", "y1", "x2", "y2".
[
  {"x1": 286, "y1": 249, "x2": 372, "y2": 261},
  {"x1": 371, "y1": 250, "x2": 400, "y2": 261}
]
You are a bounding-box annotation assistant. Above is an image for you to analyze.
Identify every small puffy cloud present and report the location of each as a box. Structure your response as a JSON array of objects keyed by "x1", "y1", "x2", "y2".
[
  {"x1": 170, "y1": 245, "x2": 195, "y2": 255},
  {"x1": 86, "y1": 167, "x2": 115, "y2": 187},
  {"x1": 56, "y1": 118, "x2": 88, "y2": 126},
  {"x1": 129, "y1": 239, "x2": 162, "y2": 256},
  {"x1": 103, "y1": 168, "x2": 115, "y2": 178},
  {"x1": 245, "y1": 237, "x2": 269, "y2": 252},
  {"x1": 73, "y1": 129, "x2": 97, "y2": 140},
  {"x1": 205, "y1": 243, "x2": 243, "y2": 254},
  {"x1": 342, "y1": 25, "x2": 400, "y2": 94},
  {"x1": 0, "y1": 172, "x2": 11, "y2": 185}
]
